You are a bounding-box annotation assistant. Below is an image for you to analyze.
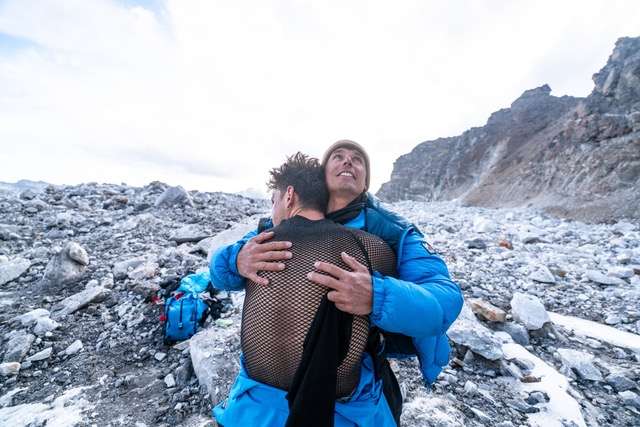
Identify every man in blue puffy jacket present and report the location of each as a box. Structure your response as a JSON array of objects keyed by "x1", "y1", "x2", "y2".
[{"x1": 211, "y1": 140, "x2": 463, "y2": 426}]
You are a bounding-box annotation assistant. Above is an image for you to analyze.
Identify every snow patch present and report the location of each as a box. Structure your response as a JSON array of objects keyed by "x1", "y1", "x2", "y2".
[
  {"x1": 0, "y1": 386, "x2": 92, "y2": 427},
  {"x1": 549, "y1": 312, "x2": 640, "y2": 352},
  {"x1": 502, "y1": 343, "x2": 586, "y2": 427}
]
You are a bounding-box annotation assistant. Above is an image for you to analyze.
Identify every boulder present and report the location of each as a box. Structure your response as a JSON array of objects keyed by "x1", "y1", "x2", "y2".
[
  {"x1": 448, "y1": 304, "x2": 504, "y2": 360},
  {"x1": 39, "y1": 242, "x2": 89, "y2": 289},
  {"x1": 155, "y1": 186, "x2": 194, "y2": 208},
  {"x1": 510, "y1": 293, "x2": 550, "y2": 330}
]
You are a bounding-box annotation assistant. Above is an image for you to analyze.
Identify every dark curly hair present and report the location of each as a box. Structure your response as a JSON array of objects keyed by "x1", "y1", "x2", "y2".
[{"x1": 267, "y1": 152, "x2": 329, "y2": 213}]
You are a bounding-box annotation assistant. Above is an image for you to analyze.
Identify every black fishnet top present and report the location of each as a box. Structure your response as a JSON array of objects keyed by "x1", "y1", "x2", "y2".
[{"x1": 241, "y1": 216, "x2": 396, "y2": 398}]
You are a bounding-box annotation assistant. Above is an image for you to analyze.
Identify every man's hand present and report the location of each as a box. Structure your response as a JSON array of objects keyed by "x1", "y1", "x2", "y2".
[
  {"x1": 307, "y1": 252, "x2": 373, "y2": 315},
  {"x1": 237, "y1": 231, "x2": 292, "y2": 286}
]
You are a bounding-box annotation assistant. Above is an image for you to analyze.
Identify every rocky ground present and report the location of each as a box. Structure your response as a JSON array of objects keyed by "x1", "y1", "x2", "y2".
[{"x1": 0, "y1": 182, "x2": 639, "y2": 426}]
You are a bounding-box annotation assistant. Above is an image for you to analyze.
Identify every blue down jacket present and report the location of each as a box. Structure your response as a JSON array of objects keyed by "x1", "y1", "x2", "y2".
[{"x1": 210, "y1": 194, "x2": 463, "y2": 425}]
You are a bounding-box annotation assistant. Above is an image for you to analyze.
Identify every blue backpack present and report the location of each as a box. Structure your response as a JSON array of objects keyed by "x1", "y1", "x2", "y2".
[{"x1": 162, "y1": 271, "x2": 219, "y2": 344}]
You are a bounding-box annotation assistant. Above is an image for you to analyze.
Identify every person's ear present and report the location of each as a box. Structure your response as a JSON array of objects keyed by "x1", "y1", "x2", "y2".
[{"x1": 285, "y1": 185, "x2": 295, "y2": 208}]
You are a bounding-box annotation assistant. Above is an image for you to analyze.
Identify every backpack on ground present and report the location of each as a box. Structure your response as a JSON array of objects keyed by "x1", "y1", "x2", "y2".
[{"x1": 160, "y1": 271, "x2": 228, "y2": 345}]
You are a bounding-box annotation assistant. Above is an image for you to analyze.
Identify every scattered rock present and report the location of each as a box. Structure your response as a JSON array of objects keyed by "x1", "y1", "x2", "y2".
[
  {"x1": 586, "y1": 270, "x2": 627, "y2": 286},
  {"x1": 51, "y1": 286, "x2": 111, "y2": 319},
  {"x1": 39, "y1": 242, "x2": 90, "y2": 289},
  {"x1": 64, "y1": 340, "x2": 84, "y2": 356},
  {"x1": 466, "y1": 238, "x2": 487, "y2": 250},
  {"x1": 11, "y1": 309, "x2": 50, "y2": 328},
  {"x1": 557, "y1": 348, "x2": 603, "y2": 381},
  {"x1": 619, "y1": 390, "x2": 640, "y2": 409},
  {"x1": 164, "y1": 373, "x2": 176, "y2": 388},
  {"x1": 113, "y1": 257, "x2": 147, "y2": 280},
  {"x1": 0, "y1": 362, "x2": 20, "y2": 376},
  {"x1": 169, "y1": 224, "x2": 210, "y2": 244},
  {"x1": 498, "y1": 239, "x2": 513, "y2": 250},
  {"x1": 33, "y1": 317, "x2": 60, "y2": 336},
  {"x1": 510, "y1": 293, "x2": 550, "y2": 330},
  {"x1": 0, "y1": 258, "x2": 31, "y2": 286},
  {"x1": 155, "y1": 186, "x2": 194, "y2": 208},
  {"x1": 67, "y1": 242, "x2": 89, "y2": 266},
  {"x1": 468, "y1": 298, "x2": 506, "y2": 322},
  {"x1": 605, "y1": 373, "x2": 636, "y2": 392},
  {"x1": 26, "y1": 347, "x2": 53, "y2": 362},
  {"x1": 496, "y1": 322, "x2": 530, "y2": 346},
  {"x1": 2, "y1": 331, "x2": 35, "y2": 363},
  {"x1": 530, "y1": 265, "x2": 556, "y2": 284},
  {"x1": 448, "y1": 304, "x2": 504, "y2": 360}
]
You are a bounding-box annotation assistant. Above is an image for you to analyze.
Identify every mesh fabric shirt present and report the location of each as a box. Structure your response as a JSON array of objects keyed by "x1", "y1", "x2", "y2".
[{"x1": 241, "y1": 215, "x2": 396, "y2": 398}]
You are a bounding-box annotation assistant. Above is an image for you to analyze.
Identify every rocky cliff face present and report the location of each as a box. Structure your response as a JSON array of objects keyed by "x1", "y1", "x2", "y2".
[{"x1": 377, "y1": 37, "x2": 640, "y2": 223}]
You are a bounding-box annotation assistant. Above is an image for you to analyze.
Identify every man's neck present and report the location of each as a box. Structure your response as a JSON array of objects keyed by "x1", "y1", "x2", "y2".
[
  {"x1": 288, "y1": 207, "x2": 325, "y2": 221},
  {"x1": 327, "y1": 193, "x2": 359, "y2": 214}
]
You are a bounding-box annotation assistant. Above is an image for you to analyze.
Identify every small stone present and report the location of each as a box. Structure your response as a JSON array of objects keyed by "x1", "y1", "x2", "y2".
[
  {"x1": 112, "y1": 257, "x2": 147, "y2": 280},
  {"x1": 525, "y1": 391, "x2": 549, "y2": 405},
  {"x1": 466, "y1": 238, "x2": 487, "y2": 250},
  {"x1": 473, "y1": 217, "x2": 496, "y2": 233},
  {"x1": 64, "y1": 340, "x2": 83, "y2": 356},
  {"x1": 33, "y1": 317, "x2": 60, "y2": 336},
  {"x1": 26, "y1": 347, "x2": 53, "y2": 362},
  {"x1": 497, "y1": 322, "x2": 530, "y2": 346},
  {"x1": 498, "y1": 239, "x2": 513, "y2": 250},
  {"x1": 468, "y1": 298, "x2": 507, "y2": 322},
  {"x1": 557, "y1": 348, "x2": 603, "y2": 381},
  {"x1": 164, "y1": 373, "x2": 176, "y2": 388},
  {"x1": 607, "y1": 266, "x2": 634, "y2": 279},
  {"x1": 510, "y1": 293, "x2": 550, "y2": 330},
  {"x1": 463, "y1": 380, "x2": 478, "y2": 396},
  {"x1": 605, "y1": 314, "x2": 621, "y2": 325},
  {"x1": 521, "y1": 233, "x2": 545, "y2": 244},
  {"x1": 67, "y1": 242, "x2": 89, "y2": 266},
  {"x1": 127, "y1": 262, "x2": 158, "y2": 280},
  {"x1": 11, "y1": 309, "x2": 50, "y2": 327},
  {"x1": 169, "y1": 224, "x2": 210, "y2": 244},
  {"x1": 0, "y1": 362, "x2": 20, "y2": 376},
  {"x1": 586, "y1": 270, "x2": 627, "y2": 286},
  {"x1": 530, "y1": 265, "x2": 556, "y2": 284},
  {"x1": 155, "y1": 352, "x2": 167, "y2": 362}
]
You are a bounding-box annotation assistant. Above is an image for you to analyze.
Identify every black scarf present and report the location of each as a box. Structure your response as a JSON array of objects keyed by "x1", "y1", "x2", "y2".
[{"x1": 326, "y1": 192, "x2": 368, "y2": 226}]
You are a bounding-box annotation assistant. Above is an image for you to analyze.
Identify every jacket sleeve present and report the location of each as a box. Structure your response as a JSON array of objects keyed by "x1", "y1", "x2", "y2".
[
  {"x1": 370, "y1": 228, "x2": 463, "y2": 338},
  {"x1": 209, "y1": 229, "x2": 258, "y2": 291}
]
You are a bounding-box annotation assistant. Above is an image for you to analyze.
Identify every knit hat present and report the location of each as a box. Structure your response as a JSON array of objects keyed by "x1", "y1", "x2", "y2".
[{"x1": 321, "y1": 139, "x2": 371, "y2": 190}]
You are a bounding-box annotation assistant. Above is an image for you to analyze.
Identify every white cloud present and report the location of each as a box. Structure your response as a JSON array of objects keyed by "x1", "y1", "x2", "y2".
[{"x1": 1, "y1": 0, "x2": 639, "y2": 194}]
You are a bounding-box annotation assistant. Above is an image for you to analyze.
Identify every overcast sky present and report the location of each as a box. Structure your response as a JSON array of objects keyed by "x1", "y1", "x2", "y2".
[{"x1": 1, "y1": 1, "x2": 639, "y2": 196}]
